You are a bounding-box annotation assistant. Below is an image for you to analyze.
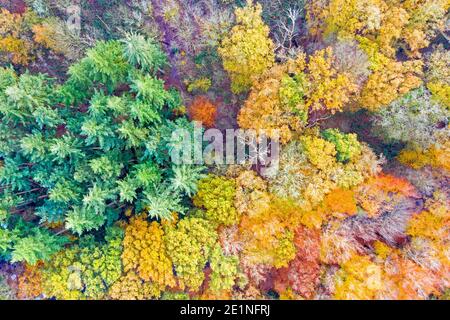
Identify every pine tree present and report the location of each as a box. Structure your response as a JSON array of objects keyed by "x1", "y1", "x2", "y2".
[{"x1": 0, "y1": 34, "x2": 200, "y2": 251}]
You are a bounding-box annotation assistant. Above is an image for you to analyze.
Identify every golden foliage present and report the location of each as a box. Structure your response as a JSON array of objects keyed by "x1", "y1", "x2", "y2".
[
  {"x1": 306, "y1": 0, "x2": 449, "y2": 110},
  {"x1": 239, "y1": 197, "x2": 301, "y2": 268},
  {"x1": 334, "y1": 253, "x2": 384, "y2": 300},
  {"x1": 32, "y1": 23, "x2": 59, "y2": 52},
  {"x1": 218, "y1": 0, "x2": 275, "y2": 93},
  {"x1": 0, "y1": 36, "x2": 31, "y2": 65},
  {"x1": 0, "y1": 9, "x2": 23, "y2": 37},
  {"x1": 358, "y1": 57, "x2": 423, "y2": 110},
  {"x1": 234, "y1": 170, "x2": 271, "y2": 218},
  {"x1": 109, "y1": 271, "x2": 161, "y2": 300},
  {"x1": 0, "y1": 9, "x2": 33, "y2": 65},
  {"x1": 17, "y1": 263, "x2": 43, "y2": 300},
  {"x1": 122, "y1": 215, "x2": 176, "y2": 288},
  {"x1": 237, "y1": 58, "x2": 307, "y2": 143},
  {"x1": 238, "y1": 48, "x2": 358, "y2": 143},
  {"x1": 407, "y1": 191, "x2": 449, "y2": 242},
  {"x1": 306, "y1": 47, "x2": 358, "y2": 111},
  {"x1": 300, "y1": 134, "x2": 337, "y2": 171},
  {"x1": 398, "y1": 134, "x2": 450, "y2": 171},
  {"x1": 307, "y1": 0, "x2": 448, "y2": 58}
]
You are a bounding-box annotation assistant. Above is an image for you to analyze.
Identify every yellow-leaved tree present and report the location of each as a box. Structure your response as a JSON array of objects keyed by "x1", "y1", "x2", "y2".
[
  {"x1": 306, "y1": 0, "x2": 449, "y2": 110},
  {"x1": 238, "y1": 48, "x2": 358, "y2": 143},
  {"x1": 218, "y1": 0, "x2": 275, "y2": 94}
]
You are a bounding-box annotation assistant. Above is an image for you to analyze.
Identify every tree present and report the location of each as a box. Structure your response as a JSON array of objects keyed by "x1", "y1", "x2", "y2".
[
  {"x1": 305, "y1": 0, "x2": 449, "y2": 110},
  {"x1": 164, "y1": 217, "x2": 218, "y2": 291},
  {"x1": 122, "y1": 215, "x2": 176, "y2": 288},
  {"x1": 306, "y1": 0, "x2": 448, "y2": 58},
  {"x1": 0, "y1": 8, "x2": 31, "y2": 66},
  {"x1": 322, "y1": 128, "x2": 362, "y2": 163},
  {"x1": 274, "y1": 225, "x2": 321, "y2": 299},
  {"x1": 306, "y1": 47, "x2": 358, "y2": 111},
  {"x1": 1, "y1": 0, "x2": 450, "y2": 301},
  {"x1": 42, "y1": 227, "x2": 123, "y2": 299},
  {"x1": 407, "y1": 191, "x2": 449, "y2": 243},
  {"x1": 208, "y1": 244, "x2": 240, "y2": 294},
  {"x1": 333, "y1": 253, "x2": 383, "y2": 300},
  {"x1": 32, "y1": 22, "x2": 58, "y2": 52},
  {"x1": 0, "y1": 35, "x2": 194, "y2": 239},
  {"x1": 425, "y1": 45, "x2": 450, "y2": 107},
  {"x1": 11, "y1": 229, "x2": 67, "y2": 265},
  {"x1": 397, "y1": 141, "x2": 450, "y2": 171},
  {"x1": 372, "y1": 86, "x2": 449, "y2": 171},
  {"x1": 268, "y1": 129, "x2": 382, "y2": 210},
  {"x1": 0, "y1": 36, "x2": 30, "y2": 65},
  {"x1": 187, "y1": 96, "x2": 217, "y2": 128},
  {"x1": 372, "y1": 86, "x2": 448, "y2": 150},
  {"x1": 0, "y1": 216, "x2": 67, "y2": 265},
  {"x1": 355, "y1": 173, "x2": 419, "y2": 217},
  {"x1": 358, "y1": 55, "x2": 423, "y2": 111},
  {"x1": 193, "y1": 175, "x2": 239, "y2": 226},
  {"x1": 218, "y1": 0, "x2": 275, "y2": 93},
  {"x1": 109, "y1": 271, "x2": 161, "y2": 300},
  {"x1": 120, "y1": 32, "x2": 167, "y2": 74},
  {"x1": 238, "y1": 196, "x2": 299, "y2": 269},
  {"x1": 237, "y1": 56, "x2": 309, "y2": 144},
  {"x1": 169, "y1": 165, "x2": 206, "y2": 197},
  {"x1": 17, "y1": 263, "x2": 43, "y2": 299},
  {"x1": 237, "y1": 49, "x2": 358, "y2": 143}
]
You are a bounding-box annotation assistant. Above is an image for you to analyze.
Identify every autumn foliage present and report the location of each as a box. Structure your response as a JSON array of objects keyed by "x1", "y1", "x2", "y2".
[
  {"x1": 122, "y1": 215, "x2": 176, "y2": 288},
  {"x1": 1, "y1": 0, "x2": 448, "y2": 302},
  {"x1": 219, "y1": 0, "x2": 275, "y2": 93},
  {"x1": 188, "y1": 96, "x2": 217, "y2": 128}
]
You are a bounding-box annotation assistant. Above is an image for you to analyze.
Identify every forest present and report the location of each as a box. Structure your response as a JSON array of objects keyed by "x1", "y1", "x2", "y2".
[{"x1": 0, "y1": 0, "x2": 448, "y2": 300}]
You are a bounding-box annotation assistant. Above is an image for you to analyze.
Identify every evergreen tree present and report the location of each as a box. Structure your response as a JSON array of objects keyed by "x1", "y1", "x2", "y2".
[{"x1": 0, "y1": 35, "x2": 202, "y2": 260}]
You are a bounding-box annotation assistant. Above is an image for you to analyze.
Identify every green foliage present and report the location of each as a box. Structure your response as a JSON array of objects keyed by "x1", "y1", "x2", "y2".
[
  {"x1": 0, "y1": 216, "x2": 67, "y2": 265},
  {"x1": 0, "y1": 35, "x2": 193, "y2": 244},
  {"x1": 0, "y1": 67, "x2": 17, "y2": 91},
  {"x1": 10, "y1": 229, "x2": 66, "y2": 265},
  {"x1": 209, "y1": 245, "x2": 240, "y2": 293},
  {"x1": 279, "y1": 73, "x2": 308, "y2": 122},
  {"x1": 85, "y1": 40, "x2": 130, "y2": 90},
  {"x1": 144, "y1": 117, "x2": 198, "y2": 165},
  {"x1": 322, "y1": 128, "x2": 362, "y2": 163},
  {"x1": 372, "y1": 87, "x2": 449, "y2": 149},
  {"x1": 65, "y1": 207, "x2": 108, "y2": 236},
  {"x1": 169, "y1": 165, "x2": 207, "y2": 197},
  {"x1": 121, "y1": 32, "x2": 167, "y2": 74},
  {"x1": 193, "y1": 175, "x2": 239, "y2": 226},
  {"x1": 164, "y1": 217, "x2": 218, "y2": 291},
  {"x1": 142, "y1": 185, "x2": 186, "y2": 220},
  {"x1": 42, "y1": 227, "x2": 123, "y2": 299}
]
